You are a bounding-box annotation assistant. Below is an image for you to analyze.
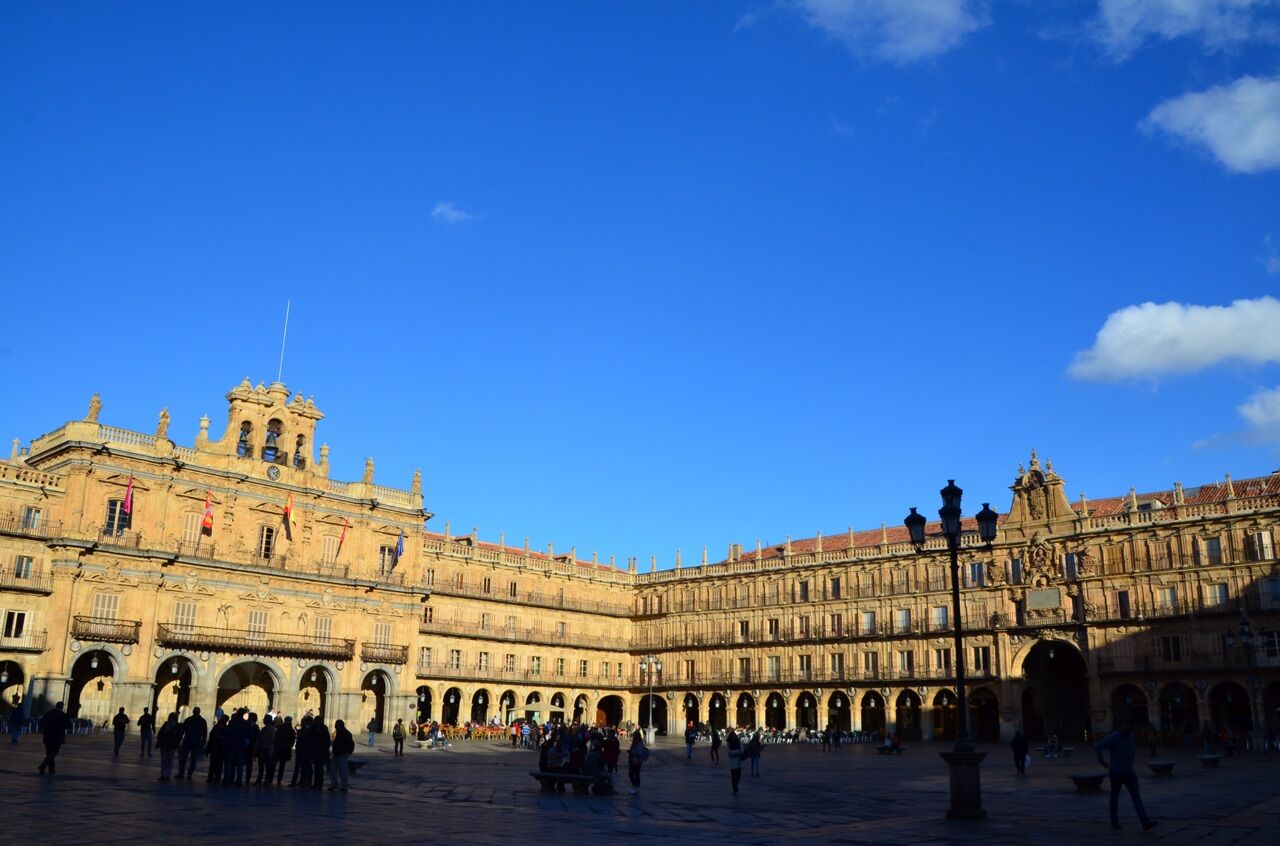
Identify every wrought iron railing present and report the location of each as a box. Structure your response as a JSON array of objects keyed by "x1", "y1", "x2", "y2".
[
  {"x1": 72, "y1": 616, "x2": 141, "y2": 644},
  {"x1": 360, "y1": 642, "x2": 409, "y2": 665},
  {"x1": 155, "y1": 622, "x2": 354, "y2": 660}
]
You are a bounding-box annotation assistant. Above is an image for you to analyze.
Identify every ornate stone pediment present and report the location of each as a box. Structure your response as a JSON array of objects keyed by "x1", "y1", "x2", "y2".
[
  {"x1": 239, "y1": 577, "x2": 282, "y2": 605},
  {"x1": 307, "y1": 588, "x2": 345, "y2": 611},
  {"x1": 160, "y1": 570, "x2": 214, "y2": 595},
  {"x1": 84, "y1": 561, "x2": 140, "y2": 588}
]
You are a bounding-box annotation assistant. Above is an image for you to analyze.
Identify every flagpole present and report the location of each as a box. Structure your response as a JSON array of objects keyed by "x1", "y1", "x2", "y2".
[{"x1": 277, "y1": 299, "x2": 291, "y2": 383}]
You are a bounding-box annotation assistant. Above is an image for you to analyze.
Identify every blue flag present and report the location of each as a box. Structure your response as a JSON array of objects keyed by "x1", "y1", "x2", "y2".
[{"x1": 394, "y1": 530, "x2": 405, "y2": 563}]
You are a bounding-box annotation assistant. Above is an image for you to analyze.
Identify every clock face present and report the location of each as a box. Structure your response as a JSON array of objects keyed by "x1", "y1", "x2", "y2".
[{"x1": 267, "y1": 465, "x2": 281, "y2": 481}]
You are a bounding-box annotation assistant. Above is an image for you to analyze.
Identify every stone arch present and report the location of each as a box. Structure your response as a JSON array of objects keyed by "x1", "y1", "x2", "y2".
[
  {"x1": 0, "y1": 659, "x2": 27, "y2": 717},
  {"x1": 681, "y1": 691, "x2": 701, "y2": 728},
  {"x1": 895, "y1": 689, "x2": 923, "y2": 741},
  {"x1": 471, "y1": 688, "x2": 492, "y2": 724},
  {"x1": 826, "y1": 690, "x2": 851, "y2": 732},
  {"x1": 68, "y1": 648, "x2": 119, "y2": 723},
  {"x1": 498, "y1": 689, "x2": 518, "y2": 723},
  {"x1": 860, "y1": 690, "x2": 886, "y2": 738},
  {"x1": 1007, "y1": 635, "x2": 1083, "y2": 680},
  {"x1": 708, "y1": 692, "x2": 728, "y2": 731},
  {"x1": 931, "y1": 688, "x2": 958, "y2": 741},
  {"x1": 299, "y1": 664, "x2": 335, "y2": 720},
  {"x1": 1156, "y1": 682, "x2": 1198, "y2": 736},
  {"x1": 795, "y1": 690, "x2": 818, "y2": 731},
  {"x1": 216, "y1": 659, "x2": 284, "y2": 715},
  {"x1": 572, "y1": 693, "x2": 590, "y2": 724},
  {"x1": 1020, "y1": 638, "x2": 1090, "y2": 742},
  {"x1": 764, "y1": 691, "x2": 786, "y2": 730},
  {"x1": 596, "y1": 694, "x2": 624, "y2": 727},
  {"x1": 1208, "y1": 681, "x2": 1252, "y2": 733},
  {"x1": 638, "y1": 694, "x2": 667, "y2": 734},
  {"x1": 970, "y1": 686, "x2": 1000, "y2": 741},
  {"x1": 442, "y1": 686, "x2": 464, "y2": 725},
  {"x1": 152, "y1": 653, "x2": 200, "y2": 718},
  {"x1": 360, "y1": 669, "x2": 393, "y2": 733},
  {"x1": 735, "y1": 691, "x2": 756, "y2": 728},
  {"x1": 1110, "y1": 684, "x2": 1150, "y2": 729}
]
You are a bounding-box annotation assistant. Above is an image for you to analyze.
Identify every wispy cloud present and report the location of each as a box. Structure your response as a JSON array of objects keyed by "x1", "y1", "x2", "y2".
[
  {"x1": 1068, "y1": 296, "x2": 1280, "y2": 381},
  {"x1": 1264, "y1": 233, "x2": 1280, "y2": 274},
  {"x1": 1239, "y1": 385, "x2": 1280, "y2": 433},
  {"x1": 1092, "y1": 0, "x2": 1280, "y2": 60},
  {"x1": 431, "y1": 201, "x2": 477, "y2": 224},
  {"x1": 1141, "y1": 75, "x2": 1280, "y2": 173},
  {"x1": 794, "y1": 0, "x2": 989, "y2": 64}
]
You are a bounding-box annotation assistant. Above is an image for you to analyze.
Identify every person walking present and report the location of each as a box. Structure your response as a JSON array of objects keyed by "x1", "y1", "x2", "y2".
[
  {"x1": 1095, "y1": 719, "x2": 1158, "y2": 831},
  {"x1": 272, "y1": 716, "x2": 295, "y2": 784},
  {"x1": 1011, "y1": 729, "x2": 1029, "y2": 776},
  {"x1": 137, "y1": 707, "x2": 155, "y2": 758},
  {"x1": 392, "y1": 718, "x2": 406, "y2": 757},
  {"x1": 746, "y1": 731, "x2": 762, "y2": 777},
  {"x1": 684, "y1": 721, "x2": 697, "y2": 760},
  {"x1": 36, "y1": 701, "x2": 72, "y2": 775},
  {"x1": 626, "y1": 729, "x2": 649, "y2": 795},
  {"x1": 206, "y1": 713, "x2": 229, "y2": 783},
  {"x1": 329, "y1": 719, "x2": 354, "y2": 791},
  {"x1": 366, "y1": 716, "x2": 377, "y2": 749},
  {"x1": 156, "y1": 711, "x2": 182, "y2": 780},
  {"x1": 8, "y1": 703, "x2": 25, "y2": 744},
  {"x1": 710, "y1": 726, "x2": 721, "y2": 764},
  {"x1": 111, "y1": 707, "x2": 129, "y2": 757},
  {"x1": 289, "y1": 715, "x2": 313, "y2": 787},
  {"x1": 178, "y1": 707, "x2": 208, "y2": 779},
  {"x1": 726, "y1": 729, "x2": 743, "y2": 795}
]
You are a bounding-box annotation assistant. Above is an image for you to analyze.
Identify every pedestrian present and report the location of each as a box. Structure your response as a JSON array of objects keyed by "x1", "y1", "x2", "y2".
[
  {"x1": 111, "y1": 707, "x2": 129, "y2": 756},
  {"x1": 309, "y1": 718, "x2": 331, "y2": 789},
  {"x1": 522, "y1": 721, "x2": 531, "y2": 749},
  {"x1": 8, "y1": 703, "x2": 25, "y2": 744},
  {"x1": 626, "y1": 728, "x2": 649, "y2": 795},
  {"x1": 273, "y1": 716, "x2": 295, "y2": 784},
  {"x1": 603, "y1": 728, "x2": 620, "y2": 773},
  {"x1": 253, "y1": 714, "x2": 276, "y2": 785},
  {"x1": 684, "y1": 721, "x2": 697, "y2": 759},
  {"x1": 289, "y1": 715, "x2": 313, "y2": 787},
  {"x1": 206, "y1": 713, "x2": 229, "y2": 783},
  {"x1": 223, "y1": 708, "x2": 249, "y2": 786},
  {"x1": 178, "y1": 707, "x2": 208, "y2": 779},
  {"x1": 156, "y1": 711, "x2": 181, "y2": 780},
  {"x1": 392, "y1": 718, "x2": 406, "y2": 757},
  {"x1": 36, "y1": 701, "x2": 72, "y2": 775},
  {"x1": 1095, "y1": 719, "x2": 1158, "y2": 831},
  {"x1": 821, "y1": 725, "x2": 832, "y2": 752},
  {"x1": 137, "y1": 707, "x2": 155, "y2": 758},
  {"x1": 710, "y1": 726, "x2": 721, "y2": 764},
  {"x1": 366, "y1": 716, "x2": 377, "y2": 749},
  {"x1": 1011, "y1": 729, "x2": 1029, "y2": 775},
  {"x1": 726, "y1": 729, "x2": 743, "y2": 795},
  {"x1": 746, "y1": 730, "x2": 762, "y2": 776},
  {"x1": 330, "y1": 719, "x2": 354, "y2": 791}
]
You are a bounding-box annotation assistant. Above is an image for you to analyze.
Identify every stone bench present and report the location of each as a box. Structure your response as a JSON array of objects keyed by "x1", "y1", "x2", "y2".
[
  {"x1": 529, "y1": 770, "x2": 597, "y2": 794},
  {"x1": 1068, "y1": 773, "x2": 1106, "y2": 793},
  {"x1": 1147, "y1": 759, "x2": 1176, "y2": 776},
  {"x1": 1198, "y1": 754, "x2": 1222, "y2": 768}
]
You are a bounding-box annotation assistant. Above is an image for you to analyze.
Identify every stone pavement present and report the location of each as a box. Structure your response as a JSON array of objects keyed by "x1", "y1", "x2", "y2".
[{"x1": 3, "y1": 733, "x2": 1278, "y2": 846}]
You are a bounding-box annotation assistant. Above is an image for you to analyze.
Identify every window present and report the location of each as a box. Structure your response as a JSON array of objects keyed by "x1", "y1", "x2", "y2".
[
  {"x1": 1262, "y1": 631, "x2": 1280, "y2": 660},
  {"x1": 767, "y1": 655, "x2": 781, "y2": 681},
  {"x1": 503, "y1": 654, "x2": 516, "y2": 672},
  {"x1": 1156, "y1": 586, "x2": 1178, "y2": 614},
  {"x1": 1010, "y1": 558, "x2": 1023, "y2": 585},
  {"x1": 863, "y1": 652, "x2": 879, "y2": 677},
  {"x1": 934, "y1": 648, "x2": 952, "y2": 674},
  {"x1": 321, "y1": 536, "x2": 340, "y2": 564},
  {"x1": 829, "y1": 577, "x2": 841, "y2": 599},
  {"x1": 797, "y1": 615, "x2": 810, "y2": 637},
  {"x1": 555, "y1": 657, "x2": 565, "y2": 676},
  {"x1": 681, "y1": 659, "x2": 694, "y2": 681},
  {"x1": 798, "y1": 654, "x2": 812, "y2": 680},
  {"x1": 14, "y1": 556, "x2": 34, "y2": 579},
  {"x1": 738, "y1": 657, "x2": 751, "y2": 682},
  {"x1": 257, "y1": 525, "x2": 276, "y2": 559},
  {"x1": 21, "y1": 506, "x2": 41, "y2": 530},
  {"x1": 247, "y1": 609, "x2": 268, "y2": 639},
  {"x1": 1158, "y1": 636, "x2": 1182, "y2": 662},
  {"x1": 931, "y1": 606, "x2": 948, "y2": 630},
  {"x1": 798, "y1": 580, "x2": 810, "y2": 602},
  {"x1": 529, "y1": 657, "x2": 541, "y2": 675},
  {"x1": 104, "y1": 499, "x2": 129, "y2": 536},
  {"x1": 508, "y1": 581, "x2": 518, "y2": 598},
  {"x1": 1064, "y1": 552, "x2": 1078, "y2": 580},
  {"x1": 830, "y1": 652, "x2": 845, "y2": 679},
  {"x1": 829, "y1": 613, "x2": 842, "y2": 636},
  {"x1": 453, "y1": 573, "x2": 464, "y2": 590},
  {"x1": 373, "y1": 622, "x2": 391, "y2": 644},
  {"x1": 378, "y1": 545, "x2": 396, "y2": 574},
  {"x1": 1266, "y1": 577, "x2": 1280, "y2": 610},
  {"x1": 768, "y1": 618, "x2": 780, "y2": 640},
  {"x1": 505, "y1": 616, "x2": 517, "y2": 636},
  {"x1": 861, "y1": 611, "x2": 877, "y2": 634},
  {"x1": 556, "y1": 621, "x2": 567, "y2": 639},
  {"x1": 972, "y1": 646, "x2": 991, "y2": 674},
  {"x1": 1199, "y1": 536, "x2": 1223, "y2": 567},
  {"x1": 966, "y1": 561, "x2": 986, "y2": 588},
  {"x1": 3, "y1": 610, "x2": 27, "y2": 639},
  {"x1": 617, "y1": 662, "x2": 623, "y2": 678},
  {"x1": 738, "y1": 620, "x2": 750, "y2": 641},
  {"x1": 479, "y1": 652, "x2": 490, "y2": 671},
  {"x1": 173, "y1": 600, "x2": 196, "y2": 633},
  {"x1": 182, "y1": 512, "x2": 201, "y2": 545},
  {"x1": 1115, "y1": 590, "x2": 1131, "y2": 620},
  {"x1": 579, "y1": 659, "x2": 589, "y2": 677},
  {"x1": 449, "y1": 649, "x2": 462, "y2": 670},
  {"x1": 1248, "y1": 531, "x2": 1276, "y2": 561},
  {"x1": 1148, "y1": 541, "x2": 1171, "y2": 570},
  {"x1": 424, "y1": 568, "x2": 436, "y2": 587},
  {"x1": 1204, "y1": 583, "x2": 1229, "y2": 608},
  {"x1": 896, "y1": 650, "x2": 914, "y2": 676},
  {"x1": 896, "y1": 608, "x2": 912, "y2": 633},
  {"x1": 601, "y1": 661, "x2": 611, "y2": 679},
  {"x1": 422, "y1": 606, "x2": 434, "y2": 623},
  {"x1": 314, "y1": 616, "x2": 332, "y2": 644},
  {"x1": 91, "y1": 592, "x2": 119, "y2": 620},
  {"x1": 418, "y1": 647, "x2": 432, "y2": 668},
  {"x1": 480, "y1": 613, "x2": 491, "y2": 631},
  {"x1": 482, "y1": 577, "x2": 492, "y2": 594}
]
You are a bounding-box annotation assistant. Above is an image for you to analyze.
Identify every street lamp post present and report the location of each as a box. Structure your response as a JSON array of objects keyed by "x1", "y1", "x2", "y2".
[
  {"x1": 1224, "y1": 608, "x2": 1261, "y2": 742},
  {"x1": 639, "y1": 655, "x2": 662, "y2": 744},
  {"x1": 905, "y1": 480, "x2": 999, "y2": 821}
]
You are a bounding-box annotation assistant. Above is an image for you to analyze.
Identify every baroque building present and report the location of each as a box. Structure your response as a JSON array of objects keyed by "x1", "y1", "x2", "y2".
[{"x1": 2, "y1": 382, "x2": 1278, "y2": 743}]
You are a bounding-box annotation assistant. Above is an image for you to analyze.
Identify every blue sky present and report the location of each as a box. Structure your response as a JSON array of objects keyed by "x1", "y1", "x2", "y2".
[{"x1": 2, "y1": 1, "x2": 1279, "y2": 568}]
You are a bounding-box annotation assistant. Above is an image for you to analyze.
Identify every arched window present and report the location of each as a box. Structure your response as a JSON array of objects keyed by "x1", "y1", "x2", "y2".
[
  {"x1": 262, "y1": 419, "x2": 283, "y2": 463},
  {"x1": 293, "y1": 435, "x2": 306, "y2": 470},
  {"x1": 236, "y1": 422, "x2": 253, "y2": 457}
]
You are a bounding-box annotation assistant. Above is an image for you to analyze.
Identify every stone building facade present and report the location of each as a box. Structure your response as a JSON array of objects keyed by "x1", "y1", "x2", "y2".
[{"x1": 2, "y1": 382, "x2": 1278, "y2": 743}]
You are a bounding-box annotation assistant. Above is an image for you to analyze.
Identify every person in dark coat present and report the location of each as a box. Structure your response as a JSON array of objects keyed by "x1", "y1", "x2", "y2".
[
  {"x1": 253, "y1": 715, "x2": 276, "y2": 785},
  {"x1": 1011, "y1": 729, "x2": 1029, "y2": 776},
  {"x1": 137, "y1": 707, "x2": 155, "y2": 758},
  {"x1": 273, "y1": 716, "x2": 296, "y2": 784},
  {"x1": 111, "y1": 707, "x2": 130, "y2": 757},
  {"x1": 178, "y1": 707, "x2": 208, "y2": 779},
  {"x1": 37, "y1": 701, "x2": 72, "y2": 774},
  {"x1": 206, "y1": 713, "x2": 229, "y2": 783},
  {"x1": 289, "y1": 715, "x2": 313, "y2": 787},
  {"x1": 329, "y1": 719, "x2": 355, "y2": 790},
  {"x1": 156, "y1": 711, "x2": 182, "y2": 780},
  {"x1": 223, "y1": 708, "x2": 249, "y2": 786},
  {"x1": 309, "y1": 719, "x2": 331, "y2": 789}
]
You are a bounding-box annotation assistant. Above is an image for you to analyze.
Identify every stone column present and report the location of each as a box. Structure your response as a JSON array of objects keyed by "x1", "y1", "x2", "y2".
[
  {"x1": 923, "y1": 701, "x2": 936, "y2": 741},
  {"x1": 27, "y1": 675, "x2": 70, "y2": 717}
]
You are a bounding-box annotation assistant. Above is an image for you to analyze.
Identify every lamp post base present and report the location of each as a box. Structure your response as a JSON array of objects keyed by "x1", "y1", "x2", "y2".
[{"x1": 940, "y1": 749, "x2": 988, "y2": 820}]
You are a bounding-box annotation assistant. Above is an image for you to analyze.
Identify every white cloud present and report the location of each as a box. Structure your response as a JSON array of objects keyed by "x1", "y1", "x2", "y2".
[
  {"x1": 1264, "y1": 233, "x2": 1280, "y2": 274},
  {"x1": 795, "y1": 0, "x2": 989, "y2": 64},
  {"x1": 1093, "y1": 0, "x2": 1279, "y2": 59},
  {"x1": 431, "y1": 201, "x2": 476, "y2": 224},
  {"x1": 1068, "y1": 296, "x2": 1280, "y2": 380},
  {"x1": 1142, "y1": 76, "x2": 1280, "y2": 173},
  {"x1": 1239, "y1": 385, "x2": 1280, "y2": 430}
]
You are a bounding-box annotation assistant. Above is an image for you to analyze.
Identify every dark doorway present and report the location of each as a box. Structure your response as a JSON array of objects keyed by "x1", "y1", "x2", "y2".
[
  {"x1": 442, "y1": 687, "x2": 463, "y2": 724},
  {"x1": 795, "y1": 692, "x2": 818, "y2": 730},
  {"x1": 683, "y1": 694, "x2": 701, "y2": 729},
  {"x1": 1209, "y1": 682, "x2": 1252, "y2": 733},
  {"x1": 827, "y1": 692, "x2": 851, "y2": 732},
  {"x1": 471, "y1": 689, "x2": 490, "y2": 724},
  {"x1": 969, "y1": 687, "x2": 1000, "y2": 741},
  {"x1": 1157, "y1": 682, "x2": 1197, "y2": 738},
  {"x1": 1021, "y1": 640, "x2": 1090, "y2": 742},
  {"x1": 1110, "y1": 684, "x2": 1150, "y2": 729},
  {"x1": 895, "y1": 690, "x2": 922, "y2": 741},
  {"x1": 709, "y1": 693, "x2": 727, "y2": 730},
  {"x1": 596, "y1": 695, "x2": 623, "y2": 727},
  {"x1": 932, "y1": 690, "x2": 957, "y2": 741},
  {"x1": 736, "y1": 693, "x2": 755, "y2": 728},
  {"x1": 765, "y1": 693, "x2": 786, "y2": 730},
  {"x1": 860, "y1": 691, "x2": 885, "y2": 738},
  {"x1": 639, "y1": 694, "x2": 667, "y2": 734}
]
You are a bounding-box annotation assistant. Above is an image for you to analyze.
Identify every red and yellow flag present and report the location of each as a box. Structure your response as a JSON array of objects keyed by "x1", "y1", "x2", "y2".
[
  {"x1": 283, "y1": 493, "x2": 296, "y2": 526},
  {"x1": 201, "y1": 491, "x2": 214, "y2": 531},
  {"x1": 338, "y1": 517, "x2": 349, "y2": 552}
]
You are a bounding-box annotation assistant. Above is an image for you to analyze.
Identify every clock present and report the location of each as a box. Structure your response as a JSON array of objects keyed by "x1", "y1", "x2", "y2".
[{"x1": 267, "y1": 465, "x2": 281, "y2": 481}]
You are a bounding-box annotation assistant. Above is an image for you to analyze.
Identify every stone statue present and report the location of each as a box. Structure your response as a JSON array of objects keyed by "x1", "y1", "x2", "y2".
[
  {"x1": 86, "y1": 393, "x2": 102, "y2": 422},
  {"x1": 363, "y1": 457, "x2": 375, "y2": 484},
  {"x1": 412, "y1": 469, "x2": 422, "y2": 495},
  {"x1": 156, "y1": 407, "x2": 170, "y2": 439}
]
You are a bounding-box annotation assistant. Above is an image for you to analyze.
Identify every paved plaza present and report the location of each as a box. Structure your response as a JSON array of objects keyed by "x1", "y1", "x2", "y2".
[{"x1": 3, "y1": 733, "x2": 1278, "y2": 845}]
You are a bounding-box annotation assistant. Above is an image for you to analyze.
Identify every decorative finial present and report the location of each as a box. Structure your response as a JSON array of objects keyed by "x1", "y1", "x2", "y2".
[
  {"x1": 701, "y1": 545, "x2": 708, "y2": 566},
  {"x1": 86, "y1": 393, "x2": 102, "y2": 423},
  {"x1": 1174, "y1": 481, "x2": 1184, "y2": 505},
  {"x1": 443, "y1": 521, "x2": 450, "y2": 541},
  {"x1": 1029, "y1": 448, "x2": 1040, "y2": 469},
  {"x1": 362, "y1": 457, "x2": 374, "y2": 484},
  {"x1": 1224, "y1": 473, "x2": 1235, "y2": 498},
  {"x1": 815, "y1": 532, "x2": 823, "y2": 553},
  {"x1": 675, "y1": 548, "x2": 682, "y2": 569},
  {"x1": 156, "y1": 407, "x2": 170, "y2": 440},
  {"x1": 650, "y1": 555, "x2": 657, "y2": 573},
  {"x1": 1079, "y1": 492, "x2": 1089, "y2": 516},
  {"x1": 498, "y1": 531, "x2": 505, "y2": 550},
  {"x1": 9, "y1": 439, "x2": 18, "y2": 461},
  {"x1": 412, "y1": 469, "x2": 422, "y2": 495},
  {"x1": 784, "y1": 535, "x2": 792, "y2": 554}
]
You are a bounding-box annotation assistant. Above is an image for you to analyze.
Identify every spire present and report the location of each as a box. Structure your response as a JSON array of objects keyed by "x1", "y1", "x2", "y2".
[
  {"x1": 650, "y1": 555, "x2": 657, "y2": 573},
  {"x1": 675, "y1": 548, "x2": 682, "y2": 569},
  {"x1": 498, "y1": 531, "x2": 505, "y2": 550},
  {"x1": 592, "y1": 551, "x2": 598, "y2": 564},
  {"x1": 547, "y1": 542, "x2": 554, "y2": 558},
  {"x1": 756, "y1": 538, "x2": 763, "y2": 559},
  {"x1": 1174, "y1": 481, "x2": 1184, "y2": 505},
  {"x1": 701, "y1": 545, "x2": 708, "y2": 566},
  {"x1": 848, "y1": 527, "x2": 855, "y2": 549},
  {"x1": 815, "y1": 532, "x2": 823, "y2": 553},
  {"x1": 1078, "y1": 492, "x2": 1089, "y2": 517},
  {"x1": 9, "y1": 439, "x2": 18, "y2": 462},
  {"x1": 880, "y1": 522, "x2": 888, "y2": 545},
  {"x1": 609, "y1": 554, "x2": 616, "y2": 570},
  {"x1": 1225, "y1": 473, "x2": 1236, "y2": 498},
  {"x1": 1126, "y1": 488, "x2": 1138, "y2": 512},
  {"x1": 784, "y1": 535, "x2": 792, "y2": 555},
  {"x1": 523, "y1": 536, "x2": 530, "y2": 554},
  {"x1": 444, "y1": 521, "x2": 451, "y2": 541}
]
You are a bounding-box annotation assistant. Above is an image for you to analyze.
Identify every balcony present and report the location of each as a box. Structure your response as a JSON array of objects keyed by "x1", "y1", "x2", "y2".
[
  {"x1": 361, "y1": 642, "x2": 409, "y2": 665},
  {"x1": 414, "y1": 662, "x2": 628, "y2": 688},
  {"x1": 155, "y1": 622, "x2": 354, "y2": 660},
  {"x1": 0, "y1": 630, "x2": 48, "y2": 652},
  {"x1": 418, "y1": 618, "x2": 629, "y2": 651},
  {"x1": 429, "y1": 579, "x2": 631, "y2": 617},
  {"x1": 0, "y1": 513, "x2": 61, "y2": 539},
  {"x1": 72, "y1": 616, "x2": 141, "y2": 644},
  {"x1": 0, "y1": 568, "x2": 53, "y2": 594}
]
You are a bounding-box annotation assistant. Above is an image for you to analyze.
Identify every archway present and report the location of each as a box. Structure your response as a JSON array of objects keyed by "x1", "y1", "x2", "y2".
[
  {"x1": 895, "y1": 690, "x2": 922, "y2": 741},
  {"x1": 216, "y1": 661, "x2": 277, "y2": 715},
  {"x1": 573, "y1": 694, "x2": 588, "y2": 725},
  {"x1": 708, "y1": 693, "x2": 727, "y2": 731},
  {"x1": 596, "y1": 695, "x2": 623, "y2": 727},
  {"x1": 1110, "y1": 684, "x2": 1150, "y2": 729},
  {"x1": 300, "y1": 666, "x2": 331, "y2": 721},
  {"x1": 499, "y1": 690, "x2": 518, "y2": 723},
  {"x1": 152, "y1": 656, "x2": 196, "y2": 718},
  {"x1": 1263, "y1": 682, "x2": 1280, "y2": 735},
  {"x1": 932, "y1": 689, "x2": 957, "y2": 741},
  {"x1": 414, "y1": 686, "x2": 433, "y2": 731},
  {"x1": 827, "y1": 691, "x2": 851, "y2": 732},
  {"x1": 683, "y1": 693, "x2": 701, "y2": 729},
  {"x1": 360, "y1": 670, "x2": 390, "y2": 733},
  {"x1": 549, "y1": 692, "x2": 566, "y2": 724},
  {"x1": 1209, "y1": 681, "x2": 1252, "y2": 733},
  {"x1": 524, "y1": 691, "x2": 542, "y2": 723},
  {"x1": 764, "y1": 692, "x2": 786, "y2": 730},
  {"x1": 735, "y1": 692, "x2": 756, "y2": 728},
  {"x1": 970, "y1": 687, "x2": 1000, "y2": 741},
  {"x1": 441, "y1": 687, "x2": 463, "y2": 725},
  {"x1": 861, "y1": 691, "x2": 885, "y2": 739},
  {"x1": 0, "y1": 660, "x2": 26, "y2": 719},
  {"x1": 1021, "y1": 640, "x2": 1090, "y2": 742},
  {"x1": 1157, "y1": 682, "x2": 1197, "y2": 737},
  {"x1": 795, "y1": 691, "x2": 818, "y2": 730},
  {"x1": 639, "y1": 694, "x2": 667, "y2": 734},
  {"x1": 471, "y1": 689, "x2": 491, "y2": 724},
  {"x1": 68, "y1": 650, "x2": 116, "y2": 723}
]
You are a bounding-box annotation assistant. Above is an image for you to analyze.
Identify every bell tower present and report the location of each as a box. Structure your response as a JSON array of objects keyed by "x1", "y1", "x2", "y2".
[
  {"x1": 200, "y1": 378, "x2": 325, "y2": 475},
  {"x1": 1002, "y1": 450, "x2": 1074, "y2": 539}
]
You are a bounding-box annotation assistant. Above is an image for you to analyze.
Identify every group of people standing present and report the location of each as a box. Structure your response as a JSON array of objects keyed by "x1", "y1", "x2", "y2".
[{"x1": 683, "y1": 723, "x2": 762, "y2": 795}]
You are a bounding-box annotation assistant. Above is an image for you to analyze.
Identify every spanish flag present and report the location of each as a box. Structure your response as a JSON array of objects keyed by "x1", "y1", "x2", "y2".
[
  {"x1": 201, "y1": 491, "x2": 214, "y2": 532},
  {"x1": 338, "y1": 518, "x2": 349, "y2": 554},
  {"x1": 283, "y1": 493, "x2": 296, "y2": 540}
]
